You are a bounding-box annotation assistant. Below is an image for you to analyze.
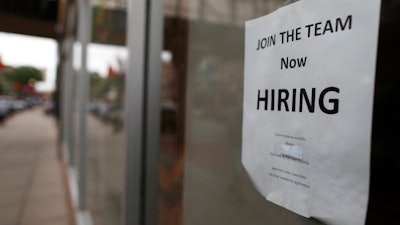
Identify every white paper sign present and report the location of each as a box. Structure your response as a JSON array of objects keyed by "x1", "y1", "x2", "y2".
[{"x1": 242, "y1": 0, "x2": 381, "y2": 225}]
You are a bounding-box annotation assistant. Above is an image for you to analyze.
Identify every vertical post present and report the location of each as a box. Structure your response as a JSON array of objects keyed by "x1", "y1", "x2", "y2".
[
  {"x1": 61, "y1": 45, "x2": 73, "y2": 162},
  {"x1": 125, "y1": 0, "x2": 163, "y2": 224},
  {"x1": 61, "y1": 1, "x2": 76, "y2": 163},
  {"x1": 124, "y1": 0, "x2": 147, "y2": 224},
  {"x1": 62, "y1": 37, "x2": 74, "y2": 163},
  {"x1": 125, "y1": 0, "x2": 164, "y2": 225},
  {"x1": 144, "y1": 1, "x2": 163, "y2": 225},
  {"x1": 77, "y1": 0, "x2": 92, "y2": 211}
]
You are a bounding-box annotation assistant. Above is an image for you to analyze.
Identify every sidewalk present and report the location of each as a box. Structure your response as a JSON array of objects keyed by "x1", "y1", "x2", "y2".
[{"x1": 0, "y1": 108, "x2": 74, "y2": 225}]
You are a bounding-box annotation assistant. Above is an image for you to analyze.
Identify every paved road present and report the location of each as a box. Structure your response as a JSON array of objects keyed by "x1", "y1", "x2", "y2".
[{"x1": 0, "y1": 108, "x2": 73, "y2": 225}]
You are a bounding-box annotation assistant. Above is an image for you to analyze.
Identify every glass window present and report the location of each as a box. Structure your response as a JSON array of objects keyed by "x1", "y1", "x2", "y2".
[
  {"x1": 85, "y1": 2, "x2": 127, "y2": 225},
  {"x1": 156, "y1": 0, "x2": 400, "y2": 224},
  {"x1": 158, "y1": 1, "x2": 321, "y2": 225}
]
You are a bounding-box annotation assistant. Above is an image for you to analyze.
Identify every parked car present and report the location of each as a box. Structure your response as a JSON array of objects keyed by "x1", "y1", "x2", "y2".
[{"x1": 0, "y1": 99, "x2": 11, "y2": 123}]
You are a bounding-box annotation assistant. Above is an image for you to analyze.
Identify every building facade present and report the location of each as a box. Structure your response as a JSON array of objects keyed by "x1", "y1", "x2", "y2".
[{"x1": 11, "y1": 0, "x2": 397, "y2": 225}]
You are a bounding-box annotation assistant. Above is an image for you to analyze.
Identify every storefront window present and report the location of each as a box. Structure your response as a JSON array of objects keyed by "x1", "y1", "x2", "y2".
[
  {"x1": 158, "y1": 1, "x2": 321, "y2": 224},
  {"x1": 157, "y1": 0, "x2": 400, "y2": 224},
  {"x1": 85, "y1": 2, "x2": 127, "y2": 225}
]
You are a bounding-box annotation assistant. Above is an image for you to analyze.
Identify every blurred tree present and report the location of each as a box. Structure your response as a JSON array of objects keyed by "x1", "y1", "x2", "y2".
[
  {"x1": 0, "y1": 66, "x2": 43, "y2": 96},
  {"x1": 90, "y1": 72, "x2": 124, "y2": 99},
  {"x1": 7, "y1": 66, "x2": 43, "y2": 85},
  {"x1": 0, "y1": 73, "x2": 13, "y2": 94}
]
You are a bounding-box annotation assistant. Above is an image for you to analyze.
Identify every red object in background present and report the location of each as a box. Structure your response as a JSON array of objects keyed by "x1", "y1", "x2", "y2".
[
  {"x1": 108, "y1": 66, "x2": 117, "y2": 77},
  {"x1": 23, "y1": 85, "x2": 36, "y2": 95},
  {"x1": 0, "y1": 58, "x2": 5, "y2": 71},
  {"x1": 13, "y1": 82, "x2": 22, "y2": 90}
]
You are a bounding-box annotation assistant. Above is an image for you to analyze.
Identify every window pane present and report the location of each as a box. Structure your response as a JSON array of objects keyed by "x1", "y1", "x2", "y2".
[
  {"x1": 158, "y1": 0, "x2": 400, "y2": 224},
  {"x1": 86, "y1": 2, "x2": 127, "y2": 225}
]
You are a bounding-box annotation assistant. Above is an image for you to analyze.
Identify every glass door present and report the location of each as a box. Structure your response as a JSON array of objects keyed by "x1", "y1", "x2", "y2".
[
  {"x1": 158, "y1": 1, "x2": 319, "y2": 225},
  {"x1": 154, "y1": 0, "x2": 400, "y2": 225}
]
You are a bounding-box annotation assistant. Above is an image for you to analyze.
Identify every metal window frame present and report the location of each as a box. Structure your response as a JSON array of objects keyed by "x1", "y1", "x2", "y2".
[
  {"x1": 125, "y1": 0, "x2": 163, "y2": 225},
  {"x1": 61, "y1": 1, "x2": 77, "y2": 164},
  {"x1": 144, "y1": 1, "x2": 164, "y2": 225},
  {"x1": 76, "y1": 0, "x2": 92, "y2": 211}
]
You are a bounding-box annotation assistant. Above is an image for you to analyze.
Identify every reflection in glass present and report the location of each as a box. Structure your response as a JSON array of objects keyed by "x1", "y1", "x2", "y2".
[
  {"x1": 86, "y1": 35, "x2": 127, "y2": 225},
  {"x1": 159, "y1": 1, "x2": 323, "y2": 225}
]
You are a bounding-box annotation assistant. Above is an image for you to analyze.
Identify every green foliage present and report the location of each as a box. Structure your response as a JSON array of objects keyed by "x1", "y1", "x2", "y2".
[
  {"x1": 0, "y1": 66, "x2": 43, "y2": 95},
  {"x1": 7, "y1": 66, "x2": 43, "y2": 84},
  {"x1": 90, "y1": 73, "x2": 124, "y2": 99},
  {"x1": 0, "y1": 72, "x2": 13, "y2": 94}
]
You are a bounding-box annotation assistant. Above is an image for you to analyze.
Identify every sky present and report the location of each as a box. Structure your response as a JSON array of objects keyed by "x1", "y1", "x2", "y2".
[{"x1": 0, "y1": 31, "x2": 129, "y2": 93}]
